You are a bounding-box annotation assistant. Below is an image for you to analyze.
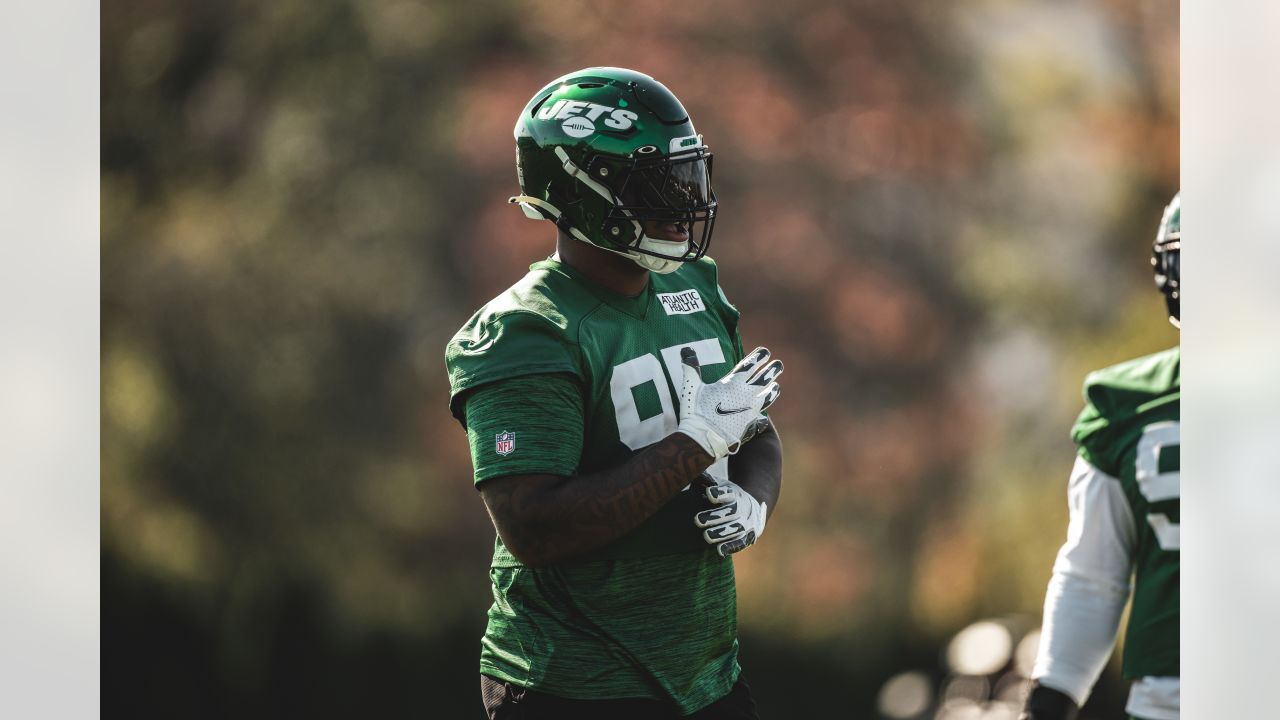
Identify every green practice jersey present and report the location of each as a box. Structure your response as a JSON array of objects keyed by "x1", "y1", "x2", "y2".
[
  {"x1": 445, "y1": 257, "x2": 747, "y2": 713},
  {"x1": 1072, "y1": 347, "x2": 1180, "y2": 680}
]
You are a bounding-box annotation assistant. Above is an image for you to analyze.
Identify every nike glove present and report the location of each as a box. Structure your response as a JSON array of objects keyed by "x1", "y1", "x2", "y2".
[
  {"x1": 694, "y1": 480, "x2": 767, "y2": 556},
  {"x1": 676, "y1": 346, "x2": 782, "y2": 460}
]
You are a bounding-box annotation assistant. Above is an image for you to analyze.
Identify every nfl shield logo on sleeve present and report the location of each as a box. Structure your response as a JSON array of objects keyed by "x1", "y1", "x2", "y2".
[{"x1": 495, "y1": 431, "x2": 516, "y2": 456}]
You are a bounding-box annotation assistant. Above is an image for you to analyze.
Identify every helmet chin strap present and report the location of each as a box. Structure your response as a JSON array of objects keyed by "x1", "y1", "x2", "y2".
[
  {"x1": 511, "y1": 194, "x2": 687, "y2": 273},
  {"x1": 568, "y1": 228, "x2": 687, "y2": 274},
  {"x1": 631, "y1": 235, "x2": 688, "y2": 274}
]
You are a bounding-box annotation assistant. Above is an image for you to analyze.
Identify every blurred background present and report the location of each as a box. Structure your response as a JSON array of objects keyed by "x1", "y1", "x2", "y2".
[{"x1": 101, "y1": 0, "x2": 1177, "y2": 717}]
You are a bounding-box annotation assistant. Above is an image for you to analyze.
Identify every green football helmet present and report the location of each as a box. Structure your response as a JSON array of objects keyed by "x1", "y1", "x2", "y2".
[
  {"x1": 1152, "y1": 192, "x2": 1180, "y2": 327},
  {"x1": 510, "y1": 67, "x2": 716, "y2": 273}
]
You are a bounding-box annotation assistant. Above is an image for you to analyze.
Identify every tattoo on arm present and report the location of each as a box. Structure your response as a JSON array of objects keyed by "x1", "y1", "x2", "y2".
[{"x1": 479, "y1": 432, "x2": 715, "y2": 566}]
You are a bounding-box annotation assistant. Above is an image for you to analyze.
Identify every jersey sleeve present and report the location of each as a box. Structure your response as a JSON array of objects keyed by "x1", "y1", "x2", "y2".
[
  {"x1": 1031, "y1": 455, "x2": 1136, "y2": 705},
  {"x1": 1050, "y1": 455, "x2": 1137, "y2": 589},
  {"x1": 446, "y1": 309, "x2": 580, "y2": 426},
  {"x1": 463, "y1": 374, "x2": 584, "y2": 485},
  {"x1": 1071, "y1": 370, "x2": 1121, "y2": 475},
  {"x1": 1071, "y1": 348, "x2": 1180, "y2": 475}
]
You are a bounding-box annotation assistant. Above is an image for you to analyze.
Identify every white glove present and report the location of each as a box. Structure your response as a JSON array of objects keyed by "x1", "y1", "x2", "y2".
[
  {"x1": 676, "y1": 346, "x2": 782, "y2": 459},
  {"x1": 694, "y1": 480, "x2": 767, "y2": 556}
]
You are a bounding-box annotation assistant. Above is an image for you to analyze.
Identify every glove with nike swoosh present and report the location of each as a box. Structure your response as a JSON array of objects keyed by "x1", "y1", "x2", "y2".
[
  {"x1": 694, "y1": 479, "x2": 767, "y2": 556},
  {"x1": 676, "y1": 346, "x2": 782, "y2": 460}
]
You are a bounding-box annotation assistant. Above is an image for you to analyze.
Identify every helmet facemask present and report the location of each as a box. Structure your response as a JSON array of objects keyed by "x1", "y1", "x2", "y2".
[
  {"x1": 1152, "y1": 231, "x2": 1180, "y2": 327},
  {"x1": 1152, "y1": 193, "x2": 1180, "y2": 328},
  {"x1": 564, "y1": 144, "x2": 716, "y2": 273}
]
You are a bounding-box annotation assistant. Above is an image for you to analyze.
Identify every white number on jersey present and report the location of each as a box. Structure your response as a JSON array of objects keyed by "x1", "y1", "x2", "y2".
[
  {"x1": 1135, "y1": 421, "x2": 1180, "y2": 550},
  {"x1": 608, "y1": 338, "x2": 729, "y2": 481}
]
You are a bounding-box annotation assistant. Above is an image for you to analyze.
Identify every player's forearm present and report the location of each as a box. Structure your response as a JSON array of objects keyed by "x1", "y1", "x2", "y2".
[
  {"x1": 1030, "y1": 571, "x2": 1128, "y2": 705},
  {"x1": 1030, "y1": 457, "x2": 1135, "y2": 705},
  {"x1": 728, "y1": 421, "x2": 782, "y2": 519},
  {"x1": 480, "y1": 432, "x2": 715, "y2": 566}
]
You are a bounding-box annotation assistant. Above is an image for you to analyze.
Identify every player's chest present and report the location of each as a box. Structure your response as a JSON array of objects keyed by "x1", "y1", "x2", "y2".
[
  {"x1": 1117, "y1": 415, "x2": 1181, "y2": 553},
  {"x1": 577, "y1": 308, "x2": 735, "y2": 454},
  {"x1": 579, "y1": 307, "x2": 732, "y2": 381}
]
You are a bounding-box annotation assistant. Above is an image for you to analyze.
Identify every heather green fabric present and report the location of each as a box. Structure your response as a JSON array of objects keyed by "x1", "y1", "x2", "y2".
[
  {"x1": 445, "y1": 256, "x2": 748, "y2": 714},
  {"x1": 1072, "y1": 346, "x2": 1180, "y2": 680},
  {"x1": 464, "y1": 374, "x2": 583, "y2": 484}
]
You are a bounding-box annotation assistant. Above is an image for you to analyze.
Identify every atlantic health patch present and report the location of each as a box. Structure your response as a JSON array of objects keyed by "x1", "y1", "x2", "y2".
[{"x1": 657, "y1": 289, "x2": 706, "y2": 316}]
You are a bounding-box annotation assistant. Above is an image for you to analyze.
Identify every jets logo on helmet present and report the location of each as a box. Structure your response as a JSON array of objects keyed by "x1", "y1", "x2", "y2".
[
  {"x1": 536, "y1": 99, "x2": 641, "y2": 137},
  {"x1": 509, "y1": 67, "x2": 717, "y2": 274}
]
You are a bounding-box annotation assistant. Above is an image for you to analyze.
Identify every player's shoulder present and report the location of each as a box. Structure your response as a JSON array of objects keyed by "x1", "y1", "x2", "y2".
[
  {"x1": 1072, "y1": 346, "x2": 1180, "y2": 465},
  {"x1": 446, "y1": 261, "x2": 594, "y2": 402},
  {"x1": 687, "y1": 254, "x2": 722, "y2": 278},
  {"x1": 1085, "y1": 346, "x2": 1180, "y2": 393},
  {"x1": 656, "y1": 255, "x2": 717, "y2": 290},
  {"x1": 1080, "y1": 347, "x2": 1180, "y2": 415},
  {"x1": 664, "y1": 255, "x2": 739, "y2": 320},
  {"x1": 452, "y1": 260, "x2": 602, "y2": 338},
  {"x1": 494, "y1": 259, "x2": 604, "y2": 324}
]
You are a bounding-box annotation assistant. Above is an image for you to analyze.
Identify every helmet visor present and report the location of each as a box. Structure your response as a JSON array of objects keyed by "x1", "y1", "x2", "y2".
[{"x1": 615, "y1": 149, "x2": 713, "y2": 221}]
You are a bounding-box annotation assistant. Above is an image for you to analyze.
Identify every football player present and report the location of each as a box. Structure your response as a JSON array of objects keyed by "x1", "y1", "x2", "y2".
[
  {"x1": 446, "y1": 67, "x2": 784, "y2": 719},
  {"x1": 1021, "y1": 193, "x2": 1181, "y2": 720}
]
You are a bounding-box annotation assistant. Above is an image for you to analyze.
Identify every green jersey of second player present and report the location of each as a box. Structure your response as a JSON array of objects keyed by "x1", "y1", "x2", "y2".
[
  {"x1": 446, "y1": 256, "x2": 747, "y2": 714},
  {"x1": 1072, "y1": 346, "x2": 1180, "y2": 680}
]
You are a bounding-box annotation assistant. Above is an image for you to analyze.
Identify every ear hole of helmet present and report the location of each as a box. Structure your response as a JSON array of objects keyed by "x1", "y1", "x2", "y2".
[{"x1": 545, "y1": 181, "x2": 585, "y2": 226}]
